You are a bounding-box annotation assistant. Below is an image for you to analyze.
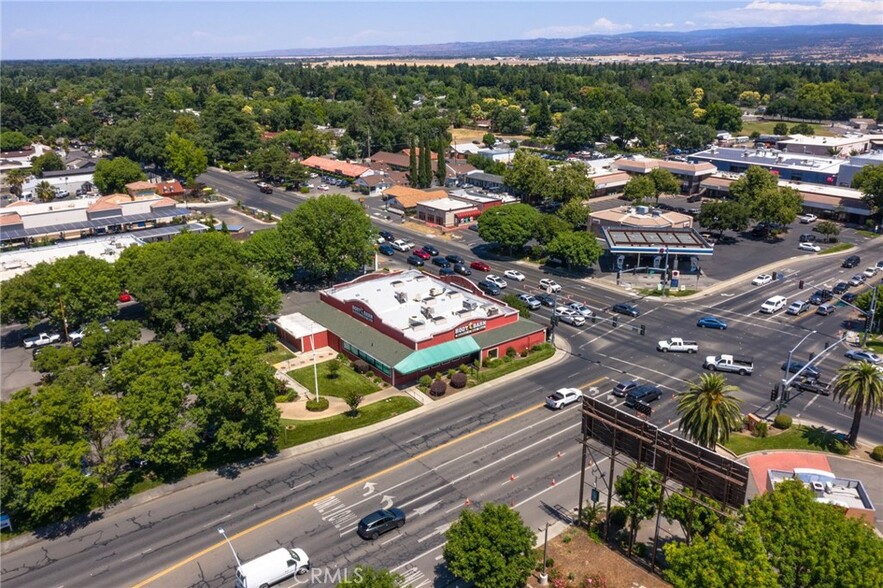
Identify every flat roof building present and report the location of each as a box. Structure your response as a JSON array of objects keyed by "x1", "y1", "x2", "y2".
[
  {"x1": 613, "y1": 156, "x2": 716, "y2": 194},
  {"x1": 767, "y1": 468, "x2": 876, "y2": 527},
  {"x1": 775, "y1": 133, "x2": 877, "y2": 157},
  {"x1": 689, "y1": 147, "x2": 842, "y2": 186},
  {"x1": 590, "y1": 204, "x2": 693, "y2": 237},
  {"x1": 416, "y1": 197, "x2": 480, "y2": 228}
]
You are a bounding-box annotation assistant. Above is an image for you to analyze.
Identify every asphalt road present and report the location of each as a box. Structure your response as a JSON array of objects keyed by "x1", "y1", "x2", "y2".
[{"x1": 4, "y1": 170, "x2": 883, "y2": 587}]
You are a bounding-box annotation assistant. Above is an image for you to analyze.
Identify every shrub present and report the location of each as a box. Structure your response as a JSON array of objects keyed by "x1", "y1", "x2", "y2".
[
  {"x1": 562, "y1": 534, "x2": 572, "y2": 544},
  {"x1": 753, "y1": 421, "x2": 768, "y2": 438},
  {"x1": 633, "y1": 542, "x2": 649, "y2": 558},
  {"x1": 418, "y1": 375, "x2": 432, "y2": 389},
  {"x1": 773, "y1": 414, "x2": 793, "y2": 430},
  {"x1": 831, "y1": 440, "x2": 850, "y2": 455},
  {"x1": 447, "y1": 368, "x2": 456, "y2": 378},
  {"x1": 450, "y1": 372, "x2": 467, "y2": 388},
  {"x1": 430, "y1": 379, "x2": 447, "y2": 397},
  {"x1": 870, "y1": 445, "x2": 883, "y2": 462},
  {"x1": 352, "y1": 359, "x2": 370, "y2": 374},
  {"x1": 458, "y1": 363, "x2": 470, "y2": 374},
  {"x1": 581, "y1": 574, "x2": 609, "y2": 588},
  {"x1": 305, "y1": 397, "x2": 329, "y2": 412},
  {"x1": 505, "y1": 346, "x2": 517, "y2": 358},
  {"x1": 300, "y1": 186, "x2": 310, "y2": 193},
  {"x1": 531, "y1": 343, "x2": 547, "y2": 352},
  {"x1": 608, "y1": 506, "x2": 628, "y2": 528},
  {"x1": 520, "y1": 349, "x2": 529, "y2": 357}
]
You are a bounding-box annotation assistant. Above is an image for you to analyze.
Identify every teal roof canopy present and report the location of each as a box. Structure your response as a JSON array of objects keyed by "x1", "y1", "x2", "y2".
[{"x1": 394, "y1": 337, "x2": 480, "y2": 374}]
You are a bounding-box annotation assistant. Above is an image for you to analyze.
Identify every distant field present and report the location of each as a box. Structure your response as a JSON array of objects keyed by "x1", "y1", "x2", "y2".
[
  {"x1": 741, "y1": 120, "x2": 836, "y2": 137},
  {"x1": 450, "y1": 127, "x2": 529, "y2": 144}
]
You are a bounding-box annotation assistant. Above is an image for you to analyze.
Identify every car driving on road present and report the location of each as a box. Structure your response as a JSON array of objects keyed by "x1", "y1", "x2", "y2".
[
  {"x1": 357, "y1": 508, "x2": 406, "y2": 540},
  {"x1": 486, "y1": 274, "x2": 508, "y2": 289},
  {"x1": 518, "y1": 294, "x2": 541, "y2": 310},
  {"x1": 752, "y1": 274, "x2": 773, "y2": 286},
  {"x1": 503, "y1": 269, "x2": 525, "y2": 282},
  {"x1": 470, "y1": 260, "x2": 490, "y2": 272},
  {"x1": 568, "y1": 302, "x2": 594, "y2": 318},
  {"x1": 539, "y1": 278, "x2": 562, "y2": 293},
  {"x1": 845, "y1": 350, "x2": 882, "y2": 364},
  {"x1": 696, "y1": 316, "x2": 727, "y2": 329},
  {"x1": 624, "y1": 384, "x2": 662, "y2": 407},
  {"x1": 545, "y1": 387, "x2": 583, "y2": 409},
  {"x1": 611, "y1": 302, "x2": 640, "y2": 317},
  {"x1": 798, "y1": 242, "x2": 821, "y2": 252},
  {"x1": 555, "y1": 307, "x2": 585, "y2": 326}
]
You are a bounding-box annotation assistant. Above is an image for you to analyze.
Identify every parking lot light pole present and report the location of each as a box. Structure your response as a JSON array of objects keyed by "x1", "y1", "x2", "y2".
[{"x1": 781, "y1": 330, "x2": 816, "y2": 412}]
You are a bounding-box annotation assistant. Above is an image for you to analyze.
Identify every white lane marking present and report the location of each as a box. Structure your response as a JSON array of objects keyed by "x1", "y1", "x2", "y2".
[{"x1": 290, "y1": 480, "x2": 312, "y2": 491}]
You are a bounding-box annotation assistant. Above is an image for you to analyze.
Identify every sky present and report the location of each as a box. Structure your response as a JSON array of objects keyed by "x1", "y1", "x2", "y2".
[{"x1": 1, "y1": 0, "x2": 880, "y2": 60}]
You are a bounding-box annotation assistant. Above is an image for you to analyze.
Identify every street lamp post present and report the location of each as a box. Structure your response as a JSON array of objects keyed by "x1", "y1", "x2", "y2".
[
  {"x1": 217, "y1": 527, "x2": 241, "y2": 567},
  {"x1": 781, "y1": 329, "x2": 817, "y2": 412},
  {"x1": 309, "y1": 324, "x2": 320, "y2": 404},
  {"x1": 538, "y1": 521, "x2": 550, "y2": 585}
]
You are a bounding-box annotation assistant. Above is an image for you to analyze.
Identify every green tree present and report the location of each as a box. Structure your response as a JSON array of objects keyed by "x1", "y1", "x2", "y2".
[
  {"x1": 702, "y1": 102, "x2": 743, "y2": 133},
  {"x1": 477, "y1": 203, "x2": 541, "y2": 253},
  {"x1": 790, "y1": 122, "x2": 815, "y2": 135},
  {"x1": 344, "y1": 389, "x2": 363, "y2": 416},
  {"x1": 731, "y1": 166, "x2": 802, "y2": 226},
  {"x1": 546, "y1": 231, "x2": 603, "y2": 270},
  {"x1": 408, "y1": 135, "x2": 418, "y2": 187},
  {"x1": 248, "y1": 144, "x2": 292, "y2": 181},
  {"x1": 482, "y1": 132, "x2": 496, "y2": 148},
  {"x1": 696, "y1": 200, "x2": 751, "y2": 238},
  {"x1": 622, "y1": 175, "x2": 656, "y2": 204},
  {"x1": 773, "y1": 122, "x2": 790, "y2": 135},
  {"x1": 549, "y1": 161, "x2": 595, "y2": 203},
  {"x1": 853, "y1": 164, "x2": 883, "y2": 212},
  {"x1": 557, "y1": 198, "x2": 591, "y2": 229},
  {"x1": 504, "y1": 150, "x2": 550, "y2": 204},
  {"x1": 116, "y1": 232, "x2": 280, "y2": 338},
  {"x1": 240, "y1": 228, "x2": 297, "y2": 287},
  {"x1": 831, "y1": 360, "x2": 883, "y2": 447},
  {"x1": 277, "y1": 194, "x2": 375, "y2": 283},
  {"x1": 336, "y1": 566, "x2": 404, "y2": 588},
  {"x1": 648, "y1": 168, "x2": 681, "y2": 203},
  {"x1": 435, "y1": 136, "x2": 447, "y2": 186},
  {"x1": 0, "y1": 130, "x2": 31, "y2": 151},
  {"x1": 676, "y1": 373, "x2": 743, "y2": 449},
  {"x1": 661, "y1": 489, "x2": 721, "y2": 546},
  {"x1": 533, "y1": 213, "x2": 571, "y2": 246},
  {"x1": 93, "y1": 157, "x2": 146, "y2": 195},
  {"x1": 613, "y1": 465, "x2": 662, "y2": 553},
  {"x1": 420, "y1": 134, "x2": 432, "y2": 188},
  {"x1": 502, "y1": 293, "x2": 530, "y2": 318},
  {"x1": 444, "y1": 503, "x2": 535, "y2": 588},
  {"x1": 200, "y1": 95, "x2": 259, "y2": 163},
  {"x1": 35, "y1": 180, "x2": 55, "y2": 202},
  {"x1": 531, "y1": 97, "x2": 553, "y2": 136},
  {"x1": 165, "y1": 132, "x2": 207, "y2": 184},
  {"x1": 3, "y1": 168, "x2": 28, "y2": 197},
  {"x1": 31, "y1": 151, "x2": 65, "y2": 176},
  {"x1": 815, "y1": 219, "x2": 840, "y2": 242}
]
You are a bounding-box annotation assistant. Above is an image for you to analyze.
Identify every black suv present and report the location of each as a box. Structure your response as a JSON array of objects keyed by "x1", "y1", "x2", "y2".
[
  {"x1": 431, "y1": 256, "x2": 451, "y2": 268},
  {"x1": 808, "y1": 289, "x2": 833, "y2": 305},
  {"x1": 445, "y1": 254, "x2": 464, "y2": 265},
  {"x1": 625, "y1": 385, "x2": 662, "y2": 407},
  {"x1": 477, "y1": 280, "x2": 501, "y2": 296},
  {"x1": 422, "y1": 244, "x2": 439, "y2": 256},
  {"x1": 379, "y1": 230, "x2": 394, "y2": 242},
  {"x1": 799, "y1": 233, "x2": 816, "y2": 243},
  {"x1": 833, "y1": 281, "x2": 849, "y2": 294},
  {"x1": 357, "y1": 508, "x2": 406, "y2": 540},
  {"x1": 453, "y1": 263, "x2": 472, "y2": 276},
  {"x1": 842, "y1": 255, "x2": 861, "y2": 268}
]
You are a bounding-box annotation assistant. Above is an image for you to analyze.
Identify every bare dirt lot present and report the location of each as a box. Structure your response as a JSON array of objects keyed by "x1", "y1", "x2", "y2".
[
  {"x1": 530, "y1": 527, "x2": 671, "y2": 588},
  {"x1": 449, "y1": 127, "x2": 530, "y2": 145}
]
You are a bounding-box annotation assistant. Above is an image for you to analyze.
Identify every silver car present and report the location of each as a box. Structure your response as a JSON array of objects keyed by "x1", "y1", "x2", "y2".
[
  {"x1": 568, "y1": 302, "x2": 594, "y2": 318},
  {"x1": 555, "y1": 308, "x2": 585, "y2": 327}
]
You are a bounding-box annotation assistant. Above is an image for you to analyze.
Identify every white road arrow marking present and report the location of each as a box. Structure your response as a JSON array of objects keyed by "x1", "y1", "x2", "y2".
[
  {"x1": 363, "y1": 482, "x2": 376, "y2": 497},
  {"x1": 381, "y1": 494, "x2": 395, "y2": 509},
  {"x1": 418, "y1": 523, "x2": 451, "y2": 543},
  {"x1": 411, "y1": 500, "x2": 439, "y2": 517}
]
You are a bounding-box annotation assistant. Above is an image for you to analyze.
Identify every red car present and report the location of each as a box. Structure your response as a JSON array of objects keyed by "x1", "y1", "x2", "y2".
[
  {"x1": 470, "y1": 261, "x2": 490, "y2": 272},
  {"x1": 413, "y1": 249, "x2": 431, "y2": 260},
  {"x1": 119, "y1": 290, "x2": 132, "y2": 303}
]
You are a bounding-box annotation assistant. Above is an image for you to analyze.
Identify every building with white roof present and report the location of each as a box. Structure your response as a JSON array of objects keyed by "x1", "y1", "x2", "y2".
[
  {"x1": 767, "y1": 467, "x2": 876, "y2": 527},
  {"x1": 274, "y1": 269, "x2": 546, "y2": 386},
  {"x1": 836, "y1": 151, "x2": 883, "y2": 188},
  {"x1": 689, "y1": 147, "x2": 842, "y2": 186},
  {"x1": 416, "y1": 197, "x2": 480, "y2": 228},
  {"x1": 775, "y1": 133, "x2": 877, "y2": 157}
]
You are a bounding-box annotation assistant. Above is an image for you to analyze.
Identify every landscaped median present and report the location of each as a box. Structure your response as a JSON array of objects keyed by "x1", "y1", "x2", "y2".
[{"x1": 724, "y1": 422, "x2": 851, "y2": 456}]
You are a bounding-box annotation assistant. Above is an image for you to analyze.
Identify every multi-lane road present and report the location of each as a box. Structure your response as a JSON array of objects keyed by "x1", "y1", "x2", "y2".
[{"x1": 4, "y1": 169, "x2": 883, "y2": 587}]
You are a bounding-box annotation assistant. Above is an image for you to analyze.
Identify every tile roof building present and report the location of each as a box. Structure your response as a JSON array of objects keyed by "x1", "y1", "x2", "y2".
[
  {"x1": 590, "y1": 204, "x2": 693, "y2": 236},
  {"x1": 301, "y1": 155, "x2": 371, "y2": 179},
  {"x1": 613, "y1": 156, "x2": 716, "y2": 194},
  {"x1": 383, "y1": 186, "x2": 447, "y2": 210}
]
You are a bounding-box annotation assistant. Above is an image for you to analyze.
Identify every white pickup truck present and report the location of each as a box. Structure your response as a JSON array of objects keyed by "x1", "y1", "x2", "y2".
[
  {"x1": 657, "y1": 337, "x2": 699, "y2": 353},
  {"x1": 704, "y1": 354, "x2": 754, "y2": 376},
  {"x1": 23, "y1": 332, "x2": 62, "y2": 348}
]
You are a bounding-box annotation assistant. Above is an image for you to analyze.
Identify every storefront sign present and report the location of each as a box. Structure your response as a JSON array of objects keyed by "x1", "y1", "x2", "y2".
[
  {"x1": 455, "y1": 320, "x2": 486, "y2": 338},
  {"x1": 352, "y1": 305, "x2": 374, "y2": 323}
]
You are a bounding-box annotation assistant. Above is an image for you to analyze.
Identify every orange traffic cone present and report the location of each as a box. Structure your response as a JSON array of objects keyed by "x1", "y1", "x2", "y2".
[
  {"x1": 464, "y1": 497, "x2": 471, "y2": 506},
  {"x1": 556, "y1": 451, "x2": 562, "y2": 459},
  {"x1": 551, "y1": 478, "x2": 557, "y2": 487},
  {"x1": 510, "y1": 474, "x2": 517, "y2": 481}
]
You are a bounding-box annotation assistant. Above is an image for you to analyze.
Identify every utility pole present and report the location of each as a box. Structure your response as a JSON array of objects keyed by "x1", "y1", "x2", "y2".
[
  {"x1": 217, "y1": 528, "x2": 241, "y2": 567},
  {"x1": 863, "y1": 285, "x2": 878, "y2": 346},
  {"x1": 538, "y1": 522, "x2": 549, "y2": 585}
]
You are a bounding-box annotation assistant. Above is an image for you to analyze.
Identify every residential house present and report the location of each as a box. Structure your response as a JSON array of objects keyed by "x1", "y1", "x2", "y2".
[{"x1": 354, "y1": 174, "x2": 393, "y2": 197}]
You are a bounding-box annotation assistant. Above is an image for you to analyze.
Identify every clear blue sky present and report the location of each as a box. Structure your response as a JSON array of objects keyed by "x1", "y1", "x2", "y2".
[{"x1": 2, "y1": 1, "x2": 879, "y2": 60}]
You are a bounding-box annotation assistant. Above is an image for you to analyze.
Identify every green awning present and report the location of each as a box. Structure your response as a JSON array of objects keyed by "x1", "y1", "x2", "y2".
[{"x1": 394, "y1": 337, "x2": 480, "y2": 374}]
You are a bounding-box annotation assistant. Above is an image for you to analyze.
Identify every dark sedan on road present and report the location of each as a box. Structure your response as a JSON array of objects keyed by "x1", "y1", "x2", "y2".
[
  {"x1": 843, "y1": 292, "x2": 858, "y2": 304},
  {"x1": 536, "y1": 293, "x2": 556, "y2": 307},
  {"x1": 781, "y1": 360, "x2": 821, "y2": 379},
  {"x1": 833, "y1": 281, "x2": 849, "y2": 294},
  {"x1": 624, "y1": 384, "x2": 662, "y2": 407},
  {"x1": 422, "y1": 244, "x2": 439, "y2": 256},
  {"x1": 357, "y1": 508, "x2": 406, "y2": 540},
  {"x1": 453, "y1": 263, "x2": 472, "y2": 276},
  {"x1": 611, "y1": 303, "x2": 640, "y2": 317},
  {"x1": 809, "y1": 289, "x2": 833, "y2": 305},
  {"x1": 696, "y1": 316, "x2": 728, "y2": 330},
  {"x1": 406, "y1": 255, "x2": 424, "y2": 267},
  {"x1": 378, "y1": 243, "x2": 395, "y2": 256},
  {"x1": 379, "y1": 231, "x2": 394, "y2": 242}
]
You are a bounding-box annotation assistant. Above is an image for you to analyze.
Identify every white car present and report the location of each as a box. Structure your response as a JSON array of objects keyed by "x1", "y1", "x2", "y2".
[
  {"x1": 539, "y1": 278, "x2": 562, "y2": 293},
  {"x1": 390, "y1": 239, "x2": 411, "y2": 252},
  {"x1": 800, "y1": 214, "x2": 818, "y2": 223},
  {"x1": 486, "y1": 274, "x2": 508, "y2": 289},
  {"x1": 503, "y1": 269, "x2": 525, "y2": 282},
  {"x1": 752, "y1": 274, "x2": 773, "y2": 286},
  {"x1": 567, "y1": 302, "x2": 594, "y2": 318},
  {"x1": 863, "y1": 266, "x2": 878, "y2": 278},
  {"x1": 318, "y1": 184, "x2": 330, "y2": 191},
  {"x1": 798, "y1": 242, "x2": 821, "y2": 252},
  {"x1": 555, "y1": 308, "x2": 586, "y2": 327},
  {"x1": 545, "y1": 387, "x2": 583, "y2": 409}
]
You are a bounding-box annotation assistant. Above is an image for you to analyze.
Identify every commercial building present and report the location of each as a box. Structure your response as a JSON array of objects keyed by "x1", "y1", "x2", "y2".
[
  {"x1": 301, "y1": 155, "x2": 372, "y2": 181},
  {"x1": 275, "y1": 269, "x2": 546, "y2": 386},
  {"x1": 767, "y1": 468, "x2": 876, "y2": 527},
  {"x1": 447, "y1": 189, "x2": 504, "y2": 213},
  {"x1": 688, "y1": 147, "x2": 842, "y2": 186},
  {"x1": 601, "y1": 226, "x2": 714, "y2": 277},
  {"x1": 775, "y1": 133, "x2": 877, "y2": 157},
  {"x1": 613, "y1": 156, "x2": 716, "y2": 194},
  {"x1": 589, "y1": 205, "x2": 693, "y2": 237},
  {"x1": 837, "y1": 151, "x2": 883, "y2": 188},
  {"x1": 383, "y1": 186, "x2": 448, "y2": 212},
  {"x1": 416, "y1": 198, "x2": 480, "y2": 228}
]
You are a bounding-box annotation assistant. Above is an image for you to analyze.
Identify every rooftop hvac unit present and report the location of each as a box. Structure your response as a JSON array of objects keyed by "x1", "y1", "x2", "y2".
[
  {"x1": 825, "y1": 481, "x2": 833, "y2": 494},
  {"x1": 486, "y1": 306, "x2": 500, "y2": 317},
  {"x1": 635, "y1": 205, "x2": 649, "y2": 215},
  {"x1": 421, "y1": 306, "x2": 433, "y2": 319},
  {"x1": 651, "y1": 209, "x2": 661, "y2": 217},
  {"x1": 394, "y1": 291, "x2": 408, "y2": 304},
  {"x1": 408, "y1": 316, "x2": 425, "y2": 328},
  {"x1": 462, "y1": 300, "x2": 478, "y2": 311},
  {"x1": 429, "y1": 287, "x2": 441, "y2": 297},
  {"x1": 811, "y1": 481, "x2": 825, "y2": 492}
]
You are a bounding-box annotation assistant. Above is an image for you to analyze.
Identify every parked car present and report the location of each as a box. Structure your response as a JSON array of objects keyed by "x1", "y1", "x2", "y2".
[
  {"x1": 470, "y1": 260, "x2": 490, "y2": 272},
  {"x1": 800, "y1": 213, "x2": 818, "y2": 223},
  {"x1": 876, "y1": 260, "x2": 883, "y2": 270},
  {"x1": 833, "y1": 281, "x2": 849, "y2": 294},
  {"x1": 453, "y1": 263, "x2": 471, "y2": 276},
  {"x1": 613, "y1": 381, "x2": 639, "y2": 397},
  {"x1": 625, "y1": 384, "x2": 662, "y2": 407},
  {"x1": 843, "y1": 292, "x2": 858, "y2": 304},
  {"x1": 799, "y1": 233, "x2": 816, "y2": 243},
  {"x1": 422, "y1": 244, "x2": 439, "y2": 256},
  {"x1": 486, "y1": 274, "x2": 508, "y2": 289},
  {"x1": 503, "y1": 269, "x2": 525, "y2": 282},
  {"x1": 567, "y1": 302, "x2": 594, "y2": 318},
  {"x1": 378, "y1": 244, "x2": 395, "y2": 256},
  {"x1": 445, "y1": 254, "x2": 464, "y2": 265},
  {"x1": 787, "y1": 300, "x2": 810, "y2": 315},
  {"x1": 118, "y1": 290, "x2": 132, "y2": 303},
  {"x1": 406, "y1": 255, "x2": 424, "y2": 267},
  {"x1": 477, "y1": 280, "x2": 501, "y2": 296},
  {"x1": 413, "y1": 249, "x2": 431, "y2": 260},
  {"x1": 842, "y1": 255, "x2": 861, "y2": 268},
  {"x1": 611, "y1": 302, "x2": 640, "y2": 317},
  {"x1": 751, "y1": 274, "x2": 773, "y2": 286},
  {"x1": 781, "y1": 360, "x2": 820, "y2": 379},
  {"x1": 518, "y1": 294, "x2": 541, "y2": 310},
  {"x1": 545, "y1": 387, "x2": 583, "y2": 409},
  {"x1": 379, "y1": 231, "x2": 394, "y2": 242},
  {"x1": 357, "y1": 508, "x2": 406, "y2": 540},
  {"x1": 431, "y1": 256, "x2": 450, "y2": 268},
  {"x1": 808, "y1": 289, "x2": 833, "y2": 305},
  {"x1": 535, "y1": 293, "x2": 556, "y2": 307},
  {"x1": 798, "y1": 242, "x2": 821, "y2": 252},
  {"x1": 23, "y1": 332, "x2": 62, "y2": 349},
  {"x1": 863, "y1": 266, "x2": 879, "y2": 279},
  {"x1": 845, "y1": 350, "x2": 882, "y2": 364},
  {"x1": 816, "y1": 303, "x2": 836, "y2": 316},
  {"x1": 696, "y1": 316, "x2": 728, "y2": 330},
  {"x1": 539, "y1": 278, "x2": 562, "y2": 293}
]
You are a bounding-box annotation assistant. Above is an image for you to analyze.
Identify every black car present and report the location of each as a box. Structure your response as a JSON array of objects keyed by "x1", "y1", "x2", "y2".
[
  {"x1": 842, "y1": 255, "x2": 861, "y2": 268},
  {"x1": 625, "y1": 384, "x2": 662, "y2": 407},
  {"x1": 611, "y1": 302, "x2": 640, "y2": 317},
  {"x1": 843, "y1": 292, "x2": 858, "y2": 304},
  {"x1": 439, "y1": 267, "x2": 455, "y2": 277},
  {"x1": 536, "y1": 293, "x2": 556, "y2": 307},
  {"x1": 799, "y1": 233, "x2": 816, "y2": 243},
  {"x1": 406, "y1": 255, "x2": 424, "y2": 267},
  {"x1": 453, "y1": 263, "x2": 472, "y2": 276},
  {"x1": 445, "y1": 254, "x2": 465, "y2": 265},
  {"x1": 431, "y1": 256, "x2": 451, "y2": 268},
  {"x1": 378, "y1": 243, "x2": 395, "y2": 256},
  {"x1": 379, "y1": 231, "x2": 394, "y2": 242},
  {"x1": 782, "y1": 360, "x2": 821, "y2": 379},
  {"x1": 808, "y1": 289, "x2": 833, "y2": 305},
  {"x1": 357, "y1": 508, "x2": 406, "y2": 540},
  {"x1": 477, "y1": 280, "x2": 501, "y2": 296},
  {"x1": 833, "y1": 281, "x2": 849, "y2": 294},
  {"x1": 422, "y1": 244, "x2": 439, "y2": 256}
]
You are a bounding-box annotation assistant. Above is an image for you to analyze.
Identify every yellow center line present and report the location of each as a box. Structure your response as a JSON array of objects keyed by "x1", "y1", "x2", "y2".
[
  {"x1": 132, "y1": 401, "x2": 546, "y2": 587},
  {"x1": 577, "y1": 376, "x2": 609, "y2": 391}
]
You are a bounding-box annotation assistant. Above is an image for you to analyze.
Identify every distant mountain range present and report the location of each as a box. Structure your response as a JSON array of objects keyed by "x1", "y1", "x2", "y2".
[{"x1": 243, "y1": 24, "x2": 882, "y2": 60}]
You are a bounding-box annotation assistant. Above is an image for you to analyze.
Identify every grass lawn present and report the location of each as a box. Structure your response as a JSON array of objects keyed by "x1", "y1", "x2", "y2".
[
  {"x1": 641, "y1": 288, "x2": 698, "y2": 297},
  {"x1": 261, "y1": 341, "x2": 296, "y2": 366},
  {"x1": 279, "y1": 396, "x2": 420, "y2": 449},
  {"x1": 288, "y1": 361, "x2": 381, "y2": 399},
  {"x1": 475, "y1": 345, "x2": 555, "y2": 384},
  {"x1": 818, "y1": 243, "x2": 854, "y2": 255},
  {"x1": 740, "y1": 120, "x2": 835, "y2": 137},
  {"x1": 724, "y1": 424, "x2": 848, "y2": 455},
  {"x1": 856, "y1": 230, "x2": 880, "y2": 239}
]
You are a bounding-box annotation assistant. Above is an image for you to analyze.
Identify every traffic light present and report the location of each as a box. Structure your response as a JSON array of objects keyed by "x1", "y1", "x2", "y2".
[
  {"x1": 784, "y1": 387, "x2": 791, "y2": 402},
  {"x1": 612, "y1": 315, "x2": 619, "y2": 327},
  {"x1": 799, "y1": 280, "x2": 805, "y2": 289},
  {"x1": 770, "y1": 387, "x2": 779, "y2": 401},
  {"x1": 591, "y1": 315, "x2": 597, "y2": 324},
  {"x1": 640, "y1": 324, "x2": 646, "y2": 336}
]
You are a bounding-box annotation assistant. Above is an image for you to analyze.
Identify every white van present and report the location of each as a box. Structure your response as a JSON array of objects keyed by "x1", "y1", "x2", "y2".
[
  {"x1": 235, "y1": 547, "x2": 310, "y2": 588},
  {"x1": 760, "y1": 295, "x2": 788, "y2": 314}
]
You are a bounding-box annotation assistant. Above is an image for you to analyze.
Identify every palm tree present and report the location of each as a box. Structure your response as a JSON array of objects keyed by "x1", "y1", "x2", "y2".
[
  {"x1": 676, "y1": 373, "x2": 743, "y2": 450},
  {"x1": 35, "y1": 180, "x2": 55, "y2": 202},
  {"x1": 831, "y1": 360, "x2": 883, "y2": 447},
  {"x1": 3, "y1": 168, "x2": 27, "y2": 197}
]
